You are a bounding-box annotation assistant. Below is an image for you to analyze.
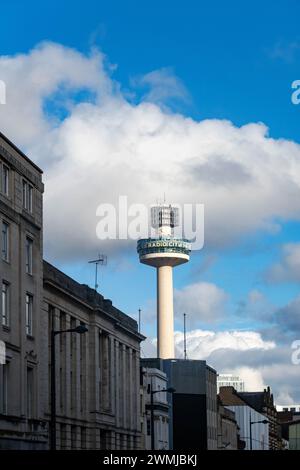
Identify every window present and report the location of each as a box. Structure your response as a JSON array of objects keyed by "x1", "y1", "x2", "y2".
[
  {"x1": 0, "y1": 363, "x2": 8, "y2": 414},
  {"x1": 1, "y1": 164, "x2": 9, "y2": 196},
  {"x1": 81, "y1": 427, "x2": 87, "y2": 450},
  {"x1": 22, "y1": 180, "x2": 33, "y2": 212},
  {"x1": 25, "y1": 294, "x2": 33, "y2": 336},
  {"x1": 25, "y1": 237, "x2": 33, "y2": 274},
  {"x1": 2, "y1": 281, "x2": 9, "y2": 327},
  {"x1": 71, "y1": 425, "x2": 77, "y2": 449},
  {"x1": 60, "y1": 424, "x2": 67, "y2": 449},
  {"x1": 100, "y1": 332, "x2": 110, "y2": 411},
  {"x1": 1, "y1": 221, "x2": 9, "y2": 262},
  {"x1": 147, "y1": 418, "x2": 151, "y2": 436},
  {"x1": 27, "y1": 367, "x2": 34, "y2": 418}
]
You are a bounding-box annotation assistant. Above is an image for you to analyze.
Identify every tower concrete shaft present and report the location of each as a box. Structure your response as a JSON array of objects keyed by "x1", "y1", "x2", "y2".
[
  {"x1": 157, "y1": 265, "x2": 175, "y2": 359},
  {"x1": 137, "y1": 204, "x2": 191, "y2": 360}
]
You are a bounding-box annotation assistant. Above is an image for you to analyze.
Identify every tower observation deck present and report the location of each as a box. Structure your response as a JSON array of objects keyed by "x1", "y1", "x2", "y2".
[{"x1": 137, "y1": 204, "x2": 191, "y2": 359}]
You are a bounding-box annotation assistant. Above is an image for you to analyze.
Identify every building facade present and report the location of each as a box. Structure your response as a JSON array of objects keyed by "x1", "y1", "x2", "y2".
[
  {"x1": 276, "y1": 404, "x2": 300, "y2": 413},
  {"x1": 217, "y1": 374, "x2": 245, "y2": 393},
  {"x1": 217, "y1": 400, "x2": 238, "y2": 450},
  {"x1": 288, "y1": 420, "x2": 300, "y2": 450},
  {"x1": 0, "y1": 131, "x2": 145, "y2": 450},
  {"x1": 219, "y1": 386, "x2": 269, "y2": 450},
  {"x1": 43, "y1": 261, "x2": 144, "y2": 450},
  {"x1": 277, "y1": 408, "x2": 300, "y2": 449},
  {"x1": 0, "y1": 132, "x2": 47, "y2": 449},
  {"x1": 239, "y1": 388, "x2": 281, "y2": 450},
  {"x1": 142, "y1": 358, "x2": 218, "y2": 450},
  {"x1": 140, "y1": 366, "x2": 169, "y2": 450}
]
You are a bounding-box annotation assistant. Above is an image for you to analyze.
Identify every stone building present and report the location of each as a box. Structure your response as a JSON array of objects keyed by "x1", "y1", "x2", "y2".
[
  {"x1": 217, "y1": 398, "x2": 238, "y2": 450},
  {"x1": 43, "y1": 261, "x2": 144, "y2": 450},
  {"x1": 140, "y1": 365, "x2": 169, "y2": 450},
  {"x1": 0, "y1": 131, "x2": 47, "y2": 449},
  {"x1": 0, "y1": 131, "x2": 144, "y2": 449}
]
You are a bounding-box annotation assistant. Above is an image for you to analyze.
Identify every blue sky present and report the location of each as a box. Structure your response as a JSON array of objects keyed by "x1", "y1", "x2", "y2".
[
  {"x1": 1, "y1": 0, "x2": 299, "y2": 317},
  {"x1": 2, "y1": 0, "x2": 300, "y2": 138},
  {"x1": 1, "y1": 0, "x2": 300, "y2": 397}
]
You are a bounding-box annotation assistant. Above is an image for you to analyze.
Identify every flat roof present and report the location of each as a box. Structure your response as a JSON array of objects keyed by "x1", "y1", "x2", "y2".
[{"x1": 0, "y1": 130, "x2": 43, "y2": 174}]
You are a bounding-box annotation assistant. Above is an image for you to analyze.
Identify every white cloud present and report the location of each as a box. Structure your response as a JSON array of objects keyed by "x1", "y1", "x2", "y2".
[
  {"x1": 142, "y1": 329, "x2": 288, "y2": 397},
  {"x1": 174, "y1": 329, "x2": 275, "y2": 359},
  {"x1": 236, "y1": 289, "x2": 275, "y2": 323},
  {"x1": 275, "y1": 390, "x2": 295, "y2": 406},
  {"x1": 140, "y1": 280, "x2": 228, "y2": 327},
  {"x1": 174, "y1": 282, "x2": 228, "y2": 325},
  {"x1": 228, "y1": 367, "x2": 266, "y2": 391},
  {"x1": 131, "y1": 67, "x2": 190, "y2": 107},
  {"x1": 142, "y1": 328, "x2": 274, "y2": 362},
  {"x1": 1, "y1": 41, "x2": 299, "y2": 403},
  {"x1": 266, "y1": 243, "x2": 300, "y2": 283},
  {"x1": 0, "y1": 42, "x2": 113, "y2": 148},
  {"x1": 1, "y1": 42, "x2": 300, "y2": 265},
  {"x1": 275, "y1": 294, "x2": 300, "y2": 331},
  {"x1": 261, "y1": 363, "x2": 300, "y2": 404},
  {"x1": 141, "y1": 336, "x2": 157, "y2": 358},
  {"x1": 142, "y1": 329, "x2": 300, "y2": 401}
]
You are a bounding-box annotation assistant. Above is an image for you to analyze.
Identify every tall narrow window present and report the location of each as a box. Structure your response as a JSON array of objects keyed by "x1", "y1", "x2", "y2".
[
  {"x1": 27, "y1": 367, "x2": 34, "y2": 418},
  {"x1": 2, "y1": 281, "x2": 9, "y2": 327},
  {"x1": 1, "y1": 221, "x2": 9, "y2": 261},
  {"x1": 100, "y1": 333, "x2": 110, "y2": 411},
  {"x1": 81, "y1": 427, "x2": 87, "y2": 450},
  {"x1": 22, "y1": 180, "x2": 33, "y2": 213},
  {"x1": 0, "y1": 363, "x2": 8, "y2": 414},
  {"x1": 25, "y1": 294, "x2": 33, "y2": 336},
  {"x1": 71, "y1": 425, "x2": 77, "y2": 449},
  {"x1": 1, "y1": 164, "x2": 9, "y2": 196},
  {"x1": 22, "y1": 180, "x2": 26, "y2": 208},
  {"x1": 28, "y1": 185, "x2": 33, "y2": 212},
  {"x1": 25, "y1": 237, "x2": 33, "y2": 274}
]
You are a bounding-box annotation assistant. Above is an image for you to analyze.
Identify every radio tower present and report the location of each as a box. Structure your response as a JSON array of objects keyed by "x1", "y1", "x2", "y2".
[{"x1": 137, "y1": 204, "x2": 191, "y2": 359}]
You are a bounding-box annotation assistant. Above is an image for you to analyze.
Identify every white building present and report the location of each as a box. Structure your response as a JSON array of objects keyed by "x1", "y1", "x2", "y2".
[
  {"x1": 276, "y1": 405, "x2": 300, "y2": 413},
  {"x1": 226, "y1": 405, "x2": 269, "y2": 450},
  {"x1": 219, "y1": 387, "x2": 269, "y2": 450},
  {"x1": 140, "y1": 366, "x2": 169, "y2": 450},
  {"x1": 217, "y1": 374, "x2": 245, "y2": 393}
]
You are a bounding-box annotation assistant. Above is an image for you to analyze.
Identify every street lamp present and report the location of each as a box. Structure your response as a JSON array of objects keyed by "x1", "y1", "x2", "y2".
[
  {"x1": 149, "y1": 384, "x2": 175, "y2": 451},
  {"x1": 249, "y1": 413, "x2": 269, "y2": 450},
  {"x1": 50, "y1": 323, "x2": 88, "y2": 450}
]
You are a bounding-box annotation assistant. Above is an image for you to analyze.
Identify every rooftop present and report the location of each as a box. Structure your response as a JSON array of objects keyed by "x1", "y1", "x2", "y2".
[
  {"x1": 43, "y1": 260, "x2": 140, "y2": 335},
  {"x1": 0, "y1": 130, "x2": 43, "y2": 174}
]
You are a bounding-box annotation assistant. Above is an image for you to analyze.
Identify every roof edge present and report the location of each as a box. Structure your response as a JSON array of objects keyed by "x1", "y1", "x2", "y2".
[{"x1": 0, "y1": 130, "x2": 43, "y2": 174}]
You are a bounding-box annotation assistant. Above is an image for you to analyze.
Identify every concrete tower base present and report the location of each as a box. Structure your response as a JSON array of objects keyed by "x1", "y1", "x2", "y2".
[{"x1": 157, "y1": 265, "x2": 175, "y2": 359}]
